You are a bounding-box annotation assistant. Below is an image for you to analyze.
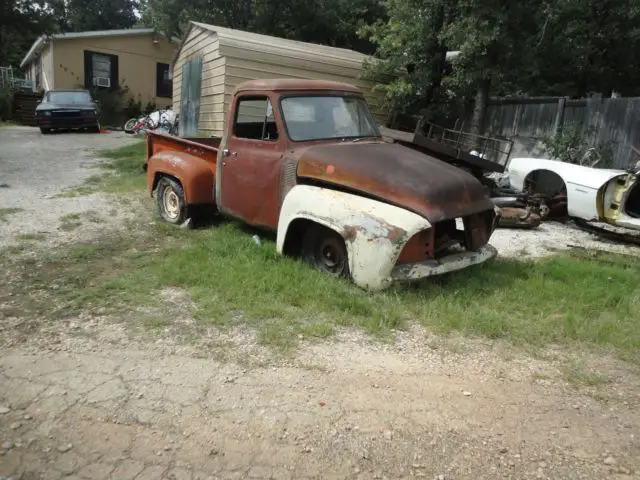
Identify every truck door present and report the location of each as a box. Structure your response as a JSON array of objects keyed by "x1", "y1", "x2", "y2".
[{"x1": 218, "y1": 95, "x2": 284, "y2": 229}]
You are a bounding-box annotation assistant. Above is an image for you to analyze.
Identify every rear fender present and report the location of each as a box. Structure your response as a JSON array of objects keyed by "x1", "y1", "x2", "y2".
[
  {"x1": 277, "y1": 184, "x2": 431, "y2": 290},
  {"x1": 146, "y1": 151, "x2": 215, "y2": 205}
]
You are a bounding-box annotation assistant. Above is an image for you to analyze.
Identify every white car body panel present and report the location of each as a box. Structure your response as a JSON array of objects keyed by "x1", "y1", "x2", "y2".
[
  {"x1": 507, "y1": 157, "x2": 640, "y2": 229},
  {"x1": 277, "y1": 185, "x2": 497, "y2": 291}
]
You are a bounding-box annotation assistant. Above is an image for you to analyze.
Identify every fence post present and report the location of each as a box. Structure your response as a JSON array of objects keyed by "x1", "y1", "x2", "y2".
[{"x1": 553, "y1": 97, "x2": 567, "y2": 137}]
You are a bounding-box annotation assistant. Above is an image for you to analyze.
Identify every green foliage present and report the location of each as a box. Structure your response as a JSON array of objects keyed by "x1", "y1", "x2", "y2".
[
  {"x1": 361, "y1": 0, "x2": 640, "y2": 121},
  {"x1": 0, "y1": 88, "x2": 12, "y2": 121},
  {"x1": 88, "y1": 84, "x2": 130, "y2": 126},
  {"x1": 1, "y1": 0, "x2": 138, "y2": 68},
  {"x1": 124, "y1": 97, "x2": 143, "y2": 119},
  {"x1": 139, "y1": 0, "x2": 385, "y2": 53},
  {"x1": 539, "y1": 125, "x2": 614, "y2": 168},
  {"x1": 62, "y1": 0, "x2": 138, "y2": 32}
]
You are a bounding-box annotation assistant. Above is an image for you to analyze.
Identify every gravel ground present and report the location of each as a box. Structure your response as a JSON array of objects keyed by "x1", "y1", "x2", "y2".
[
  {"x1": 492, "y1": 221, "x2": 640, "y2": 258},
  {"x1": 0, "y1": 126, "x2": 138, "y2": 249},
  {"x1": 1, "y1": 126, "x2": 639, "y2": 479}
]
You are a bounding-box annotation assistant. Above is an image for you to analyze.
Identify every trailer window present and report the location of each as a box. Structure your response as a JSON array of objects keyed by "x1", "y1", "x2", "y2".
[{"x1": 234, "y1": 97, "x2": 278, "y2": 141}]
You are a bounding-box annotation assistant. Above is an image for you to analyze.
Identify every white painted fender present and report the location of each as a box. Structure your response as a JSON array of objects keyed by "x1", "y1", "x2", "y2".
[
  {"x1": 508, "y1": 157, "x2": 627, "y2": 220},
  {"x1": 277, "y1": 185, "x2": 431, "y2": 291}
]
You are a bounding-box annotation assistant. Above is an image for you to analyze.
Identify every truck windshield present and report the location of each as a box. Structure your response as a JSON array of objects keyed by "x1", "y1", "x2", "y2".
[
  {"x1": 45, "y1": 91, "x2": 92, "y2": 104},
  {"x1": 280, "y1": 96, "x2": 380, "y2": 141}
]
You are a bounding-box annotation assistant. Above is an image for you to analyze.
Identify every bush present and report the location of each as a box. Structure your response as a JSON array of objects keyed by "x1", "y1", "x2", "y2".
[
  {"x1": 123, "y1": 97, "x2": 143, "y2": 119},
  {"x1": 539, "y1": 124, "x2": 614, "y2": 168},
  {"x1": 0, "y1": 88, "x2": 12, "y2": 121}
]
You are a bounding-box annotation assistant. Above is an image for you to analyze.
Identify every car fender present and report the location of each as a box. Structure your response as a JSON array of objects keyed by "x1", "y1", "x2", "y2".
[
  {"x1": 277, "y1": 184, "x2": 431, "y2": 290},
  {"x1": 146, "y1": 150, "x2": 216, "y2": 205},
  {"x1": 508, "y1": 157, "x2": 626, "y2": 220}
]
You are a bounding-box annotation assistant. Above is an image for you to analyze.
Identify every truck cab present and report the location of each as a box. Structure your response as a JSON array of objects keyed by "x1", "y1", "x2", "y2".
[{"x1": 145, "y1": 79, "x2": 499, "y2": 291}]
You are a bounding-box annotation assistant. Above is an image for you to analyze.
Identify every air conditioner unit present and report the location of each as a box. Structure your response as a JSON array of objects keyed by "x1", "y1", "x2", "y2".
[{"x1": 94, "y1": 76, "x2": 111, "y2": 88}]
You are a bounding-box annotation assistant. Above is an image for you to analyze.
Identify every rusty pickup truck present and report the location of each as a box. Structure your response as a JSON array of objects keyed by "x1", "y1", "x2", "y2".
[{"x1": 144, "y1": 79, "x2": 499, "y2": 290}]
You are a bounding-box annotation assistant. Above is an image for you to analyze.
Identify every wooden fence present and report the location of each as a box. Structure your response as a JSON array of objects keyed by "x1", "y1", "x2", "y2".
[{"x1": 478, "y1": 96, "x2": 640, "y2": 169}]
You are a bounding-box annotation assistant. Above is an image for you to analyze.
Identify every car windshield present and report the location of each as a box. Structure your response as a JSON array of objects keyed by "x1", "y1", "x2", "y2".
[
  {"x1": 280, "y1": 96, "x2": 380, "y2": 141},
  {"x1": 45, "y1": 91, "x2": 92, "y2": 104}
]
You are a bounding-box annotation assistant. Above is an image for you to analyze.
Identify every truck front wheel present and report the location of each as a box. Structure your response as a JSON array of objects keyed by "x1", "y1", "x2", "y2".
[
  {"x1": 301, "y1": 224, "x2": 350, "y2": 277},
  {"x1": 156, "y1": 177, "x2": 187, "y2": 224}
]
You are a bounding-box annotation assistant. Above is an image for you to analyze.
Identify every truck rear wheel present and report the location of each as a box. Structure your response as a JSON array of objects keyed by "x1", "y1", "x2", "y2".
[
  {"x1": 156, "y1": 177, "x2": 187, "y2": 224},
  {"x1": 301, "y1": 224, "x2": 350, "y2": 277}
]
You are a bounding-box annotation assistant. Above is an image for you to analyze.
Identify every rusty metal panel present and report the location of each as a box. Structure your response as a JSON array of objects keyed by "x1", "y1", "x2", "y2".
[
  {"x1": 279, "y1": 156, "x2": 298, "y2": 204},
  {"x1": 295, "y1": 141, "x2": 496, "y2": 225}
]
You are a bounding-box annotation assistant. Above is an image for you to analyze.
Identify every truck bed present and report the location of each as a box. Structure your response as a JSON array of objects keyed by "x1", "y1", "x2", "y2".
[{"x1": 145, "y1": 131, "x2": 221, "y2": 166}]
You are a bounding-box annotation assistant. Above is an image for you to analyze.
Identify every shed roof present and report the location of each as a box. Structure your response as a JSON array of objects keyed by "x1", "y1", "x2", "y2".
[
  {"x1": 235, "y1": 79, "x2": 362, "y2": 94},
  {"x1": 173, "y1": 21, "x2": 371, "y2": 67}
]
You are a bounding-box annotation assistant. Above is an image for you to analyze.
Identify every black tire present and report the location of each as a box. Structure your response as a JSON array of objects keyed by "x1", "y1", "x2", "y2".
[
  {"x1": 40, "y1": 127, "x2": 51, "y2": 134},
  {"x1": 89, "y1": 122, "x2": 100, "y2": 133},
  {"x1": 301, "y1": 224, "x2": 350, "y2": 277},
  {"x1": 156, "y1": 177, "x2": 187, "y2": 225}
]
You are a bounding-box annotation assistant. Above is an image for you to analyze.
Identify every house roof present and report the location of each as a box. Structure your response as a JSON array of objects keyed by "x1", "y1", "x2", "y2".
[
  {"x1": 235, "y1": 79, "x2": 363, "y2": 94},
  {"x1": 20, "y1": 28, "x2": 175, "y2": 68}
]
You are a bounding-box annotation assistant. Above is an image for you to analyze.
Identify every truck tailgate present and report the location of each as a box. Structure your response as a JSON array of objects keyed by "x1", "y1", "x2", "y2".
[{"x1": 145, "y1": 131, "x2": 220, "y2": 168}]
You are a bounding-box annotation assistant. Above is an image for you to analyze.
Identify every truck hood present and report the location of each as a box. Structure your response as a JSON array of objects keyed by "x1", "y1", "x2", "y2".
[{"x1": 295, "y1": 141, "x2": 494, "y2": 223}]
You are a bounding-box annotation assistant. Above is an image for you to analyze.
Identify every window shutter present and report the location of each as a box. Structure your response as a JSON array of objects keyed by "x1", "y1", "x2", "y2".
[
  {"x1": 83, "y1": 50, "x2": 93, "y2": 89},
  {"x1": 110, "y1": 53, "x2": 119, "y2": 91}
]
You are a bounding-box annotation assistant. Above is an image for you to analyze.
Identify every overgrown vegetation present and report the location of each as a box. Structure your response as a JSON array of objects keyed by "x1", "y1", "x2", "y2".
[
  {"x1": 2, "y1": 215, "x2": 639, "y2": 360},
  {"x1": 538, "y1": 124, "x2": 615, "y2": 168},
  {"x1": 55, "y1": 141, "x2": 147, "y2": 197},
  {"x1": 0, "y1": 89, "x2": 12, "y2": 122}
]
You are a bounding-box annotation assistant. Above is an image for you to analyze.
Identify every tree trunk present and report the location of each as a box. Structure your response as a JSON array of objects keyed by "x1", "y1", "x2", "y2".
[{"x1": 471, "y1": 78, "x2": 490, "y2": 136}]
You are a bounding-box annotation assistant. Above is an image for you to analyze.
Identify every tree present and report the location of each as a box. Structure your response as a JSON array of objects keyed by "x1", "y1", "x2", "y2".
[
  {"x1": 362, "y1": 0, "x2": 640, "y2": 132},
  {"x1": 523, "y1": 0, "x2": 640, "y2": 98},
  {"x1": 64, "y1": 0, "x2": 139, "y2": 32},
  {"x1": 139, "y1": 0, "x2": 384, "y2": 52},
  {"x1": 0, "y1": 0, "x2": 60, "y2": 67},
  {"x1": 360, "y1": 0, "x2": 543, "y2": 132}
]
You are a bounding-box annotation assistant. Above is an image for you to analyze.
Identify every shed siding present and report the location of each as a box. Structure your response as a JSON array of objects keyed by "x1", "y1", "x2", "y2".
[
  {"x1": 173, "y1": 22, "x2": 388, "y2": 136},
  {"x1": 223, "y1": 58, "x2": 385, "y2": 121},
  {"x1": 172, "y1": 25, "x2": 226, "y2": 135}
]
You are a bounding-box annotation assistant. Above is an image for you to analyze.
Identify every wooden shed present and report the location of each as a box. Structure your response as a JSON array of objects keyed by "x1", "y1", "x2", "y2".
[{"x1": 172, "y1": 21, "x2": 386, "y2": 136}]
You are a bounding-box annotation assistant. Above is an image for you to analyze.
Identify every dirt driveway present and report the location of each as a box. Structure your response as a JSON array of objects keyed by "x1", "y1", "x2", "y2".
[
  {"x1": 0, "y1": 127, "x2": 137, "y2": 248},
  {"x1": 1, "y1": 126, "x2": 639, "y2": 479}
]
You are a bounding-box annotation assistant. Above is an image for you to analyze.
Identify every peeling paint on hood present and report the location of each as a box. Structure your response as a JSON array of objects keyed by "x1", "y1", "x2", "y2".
[{"x1": 295, "y1": 141, "x2": 495, "y2": 223}]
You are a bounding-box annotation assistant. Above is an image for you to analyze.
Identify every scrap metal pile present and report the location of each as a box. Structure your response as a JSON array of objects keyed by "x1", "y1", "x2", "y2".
[
  {"x1": 379, "y1": 120, "x2": 547, "y2": 229},
  {"x1": 380, "y1": 118, "x2": 640, "y2": 240}
]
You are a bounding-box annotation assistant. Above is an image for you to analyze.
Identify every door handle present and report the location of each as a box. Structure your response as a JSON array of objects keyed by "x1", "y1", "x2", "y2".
[{"x1": 222, "y1": 149, "x2": 237, "y2": 157}]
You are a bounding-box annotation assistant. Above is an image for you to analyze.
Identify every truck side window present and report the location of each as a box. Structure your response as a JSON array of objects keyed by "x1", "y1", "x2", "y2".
[{"x1": 234, "y1": 97, "x2": 279, "y2": 141}]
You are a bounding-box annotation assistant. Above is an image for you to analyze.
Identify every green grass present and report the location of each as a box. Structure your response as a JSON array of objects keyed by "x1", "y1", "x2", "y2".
[
  {"x1": 59, "y1": 212, "x2": 82, "y2": 231},
  {"x1": 54, "y1": 141, "x2": 147, "y2": 197},
  {"x1": 0, "y1": 207, "x2": 23, "y2": 222},
  {"x1": 561, "y1": 359, "x2": 611, "y2": 388},
  {"x1": 5, "y1": 217, "x2": 639, "y2": 359},
  {"x1": 17, "y1": 233, "x2": 46, "y2": 242}
]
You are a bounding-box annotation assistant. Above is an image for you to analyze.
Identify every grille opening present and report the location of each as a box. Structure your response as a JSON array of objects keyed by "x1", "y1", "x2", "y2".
[
  {"x1": 396, "y1": 211, "x2": 493, "y2": 265},
  {"x1": 433, "y1": 218, "x2": 464, "y2": 258}
]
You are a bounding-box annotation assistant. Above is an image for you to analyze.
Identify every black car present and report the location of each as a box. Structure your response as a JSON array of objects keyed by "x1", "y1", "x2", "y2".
[{"x1": 35, "y1": 89, "x2": 100, "y2": 134}]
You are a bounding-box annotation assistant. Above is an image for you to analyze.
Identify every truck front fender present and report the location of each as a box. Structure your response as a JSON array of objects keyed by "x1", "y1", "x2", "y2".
[
  {"x1": 146, "y1": 151, "x2": 216, "y2": 205},
  {"x1": 277, "y1": 185, "x2": 431, "y2": 290}
]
